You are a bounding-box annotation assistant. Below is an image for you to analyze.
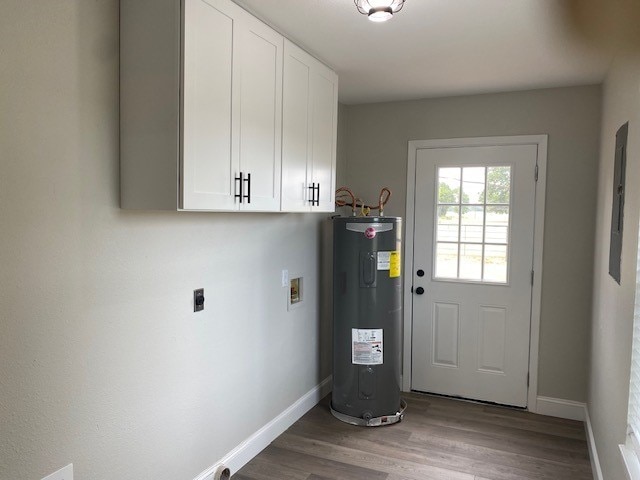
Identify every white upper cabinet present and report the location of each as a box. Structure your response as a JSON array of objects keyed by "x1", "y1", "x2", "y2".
[
  {"x1": 121, "y1": 0, "x2": 283, "y2": 211},
  {"x1": 182, "y1": 0, "x2": 282, "y2": 211},
  {"x1": 120, "y1": 0, "x2": 335, "y2": 213},
  {"x1": 281, "y1": 40, "x2": 338, "y2": 213},
  {"x1": 235, "y1": 16, "x2": 283, "y2": 212},
  {"x1": 182, "y1": 0, "x2": 236, "y2": 210}
]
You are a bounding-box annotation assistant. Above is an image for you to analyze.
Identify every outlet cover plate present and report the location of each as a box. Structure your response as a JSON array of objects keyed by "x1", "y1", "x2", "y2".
[
  {"x1": 194, "y1": 288, "x2": 205, "y2": 312},
  {"x1": 42, "y1": 464, "x2": 73, "y2": 480}
]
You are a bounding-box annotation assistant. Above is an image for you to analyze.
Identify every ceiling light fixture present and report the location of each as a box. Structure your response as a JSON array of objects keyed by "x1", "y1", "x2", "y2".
[{"x1": 354, "y1": 0, "x2": 406, "y2": 22}]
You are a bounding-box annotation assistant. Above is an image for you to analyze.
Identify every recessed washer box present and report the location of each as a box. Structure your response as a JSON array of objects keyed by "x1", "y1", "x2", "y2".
[{"x1": 288, "y1": 276, "x2": 303, "y2": 311}]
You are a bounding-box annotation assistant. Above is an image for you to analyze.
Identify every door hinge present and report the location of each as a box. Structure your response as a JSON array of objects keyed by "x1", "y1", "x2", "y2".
[
  {"x1": 527, "y1": 373, "x2": 530, "y2": 387},
  {"x1": 530, "y1": 270, "x2": 534, "y2": 285},
  {"x1": 534, "y1": 164, "x2": 539, "y2": 182}
]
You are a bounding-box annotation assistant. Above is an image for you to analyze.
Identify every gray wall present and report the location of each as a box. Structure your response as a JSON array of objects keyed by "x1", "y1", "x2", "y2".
[
  {"x1": 589, "y1": 54, "x2": 640, "y2": 480},
  {"x1": 343, "y1": 85, "x2": 602, "y2": 402},
  {"x1": 0, "y1": 1, "x2": 331, "y2": 479}
]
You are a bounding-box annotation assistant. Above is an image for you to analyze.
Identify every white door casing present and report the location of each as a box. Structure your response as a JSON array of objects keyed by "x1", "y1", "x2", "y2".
[{"x1": 403, "y1": 136, "x2": 547, "y2": 411}]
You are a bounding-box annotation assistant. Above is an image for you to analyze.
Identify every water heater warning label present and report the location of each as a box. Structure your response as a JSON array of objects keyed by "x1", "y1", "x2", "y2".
[
  {"x1": 352, "y1": 329, "x2": 383, "y2": 365},
  {"x1": 389, "y1": 251, "x2": 401, "y2": 278},
  {"x1": 377, "y1": 251, "x2": 391, "y2": 270},
  {"x1": 378, "y1": 251, "x2": 401, "y2": 278}
]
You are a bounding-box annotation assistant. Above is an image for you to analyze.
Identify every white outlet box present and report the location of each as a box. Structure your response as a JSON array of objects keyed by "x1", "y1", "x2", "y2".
[
  {"x1": 42, "y1": 464, "x2": 73, "y2": 480},
  {"x1": 281, "y1": 269, "x2": 289, "y2": 288}
]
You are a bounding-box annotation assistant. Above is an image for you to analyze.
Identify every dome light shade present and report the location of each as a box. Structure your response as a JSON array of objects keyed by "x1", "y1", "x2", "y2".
[{"x1": 354, "y1": 0, "x2": 406, "y2": 22}]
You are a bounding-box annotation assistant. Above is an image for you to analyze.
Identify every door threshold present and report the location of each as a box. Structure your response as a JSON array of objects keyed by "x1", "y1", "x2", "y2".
[{"x1": 410, "y1": 389, "x2": 527, "y2": 411}]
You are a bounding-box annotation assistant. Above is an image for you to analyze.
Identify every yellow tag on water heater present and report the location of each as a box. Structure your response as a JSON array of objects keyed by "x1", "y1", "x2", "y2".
[{"x1": 389, "y1": 251, "x2": 401, "y2": 278}]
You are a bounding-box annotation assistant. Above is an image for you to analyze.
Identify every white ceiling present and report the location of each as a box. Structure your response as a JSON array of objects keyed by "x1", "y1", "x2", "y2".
[{"x1": 233, "y1": 0, "x2": 610, "y2": 105}]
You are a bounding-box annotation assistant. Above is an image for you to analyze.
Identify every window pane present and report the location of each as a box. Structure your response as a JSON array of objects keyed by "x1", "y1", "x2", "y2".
[
  {"x1": 459, "y1": 243, "x2": 482, "y2": 280},
  {"x1": 486, "y1": 166, "x2": 511, "y2": 204},
  {"x1": 433, "y1": 163, "x2": 512, "y2": 284},
  {"x1": 628, "y1": 241, "x2": 640, "y2": 436},
  {"x1": 437, "y1": 206, "x2": 459, "y2": 242},
  {"x1": 435, "y1": 243, "x2": 458, "y2": 278},
  {"x1": 438, "y1": 167, "x2": 461, "y2": 204},
  {"x1": 461, "y1": 206, "x2": 484, "y2": 243},
  {"x1": 484, "y1": 245, "x2": 508, "y2": 283},
  {"x1": 485, "y1": 206, "x2": 509, "y2": 244},
  {"x1": 462, "y1": 167, "x2": 485, "y2": 204}
]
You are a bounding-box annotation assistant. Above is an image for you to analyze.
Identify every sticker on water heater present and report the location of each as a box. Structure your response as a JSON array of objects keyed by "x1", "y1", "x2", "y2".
[
  {"x1": 389, "y1": 251, "x2": 401, "y2": 278},
  {"x1": 352, "y1": 328, "x2": 383, "y2": 365},
  {"x1": 377, "y1": 251, "x2": 391, "y2": 270}
]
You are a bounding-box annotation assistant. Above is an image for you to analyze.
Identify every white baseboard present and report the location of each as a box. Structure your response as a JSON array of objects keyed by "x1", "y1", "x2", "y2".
[
  {"x1": 585, "y1": 407, "x2": 604, "y2": 480},
  {"x1": 535, "y1": 396, "x2": 586, "y2": 421},
  {"x1": 193, "y1": 375, "x2": 332, "y2": 480},
  {"x1": 536, "y1": 399, "x2": 603, "y2": 480}
]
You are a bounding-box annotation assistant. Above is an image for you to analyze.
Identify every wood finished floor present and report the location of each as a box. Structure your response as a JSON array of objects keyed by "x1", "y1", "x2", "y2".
[{"x1": 234, "y1": 392, "x2": 592, "y2": 480}]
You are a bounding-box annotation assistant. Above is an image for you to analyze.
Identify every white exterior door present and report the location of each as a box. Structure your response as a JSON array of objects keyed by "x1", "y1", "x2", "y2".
[{"x1": 410, "y1": 143, "x2": 538, "y2": 407}]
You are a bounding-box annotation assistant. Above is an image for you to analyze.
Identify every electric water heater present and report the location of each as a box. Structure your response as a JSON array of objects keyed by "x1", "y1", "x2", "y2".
[{"x1": 331, "y1": 216, "x2": 405, "y2": 426}]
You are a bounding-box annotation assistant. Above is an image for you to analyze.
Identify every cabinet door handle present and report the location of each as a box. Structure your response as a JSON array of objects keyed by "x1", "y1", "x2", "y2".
[
  {"x1": 308, "y1": 183, "x2": 316, "y2": 205},
  {"x1": 235, "y1": 172, "x2": 244, "y2": 204},
  {"x1": 244, "y1": 173, "x2": 251, "y2": 204},
  {"x1": 315, "y1": 183, "x2": 320, "y2": 206}
]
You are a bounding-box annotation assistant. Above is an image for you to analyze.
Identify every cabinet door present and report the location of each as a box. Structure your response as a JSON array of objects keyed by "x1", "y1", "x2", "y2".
[
  {"x1": 281, "y1": 41, "x2": 312, "y2": 212},
  {"x1": 310, "y1": 66, "x2": 338, "y2": 212},
  {"x1": 281, "y1": 41, "x2": 338, "y2": 213},
  {"x1": 181, "y1": 0, "x2": 239, "y2": 211},
  {"x1": 236, "y1": 15, "x2": 283, "y2": 212}
]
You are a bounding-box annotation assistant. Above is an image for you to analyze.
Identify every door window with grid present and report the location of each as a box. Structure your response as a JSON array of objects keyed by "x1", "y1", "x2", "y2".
[{"x1": 435, "y1": 165, "x2": 512, "y2": 283}]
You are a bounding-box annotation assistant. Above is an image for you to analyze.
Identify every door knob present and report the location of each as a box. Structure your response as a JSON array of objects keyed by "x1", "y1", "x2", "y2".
[{"x1": 415, "y1": 287, "x2": 425, "y2": 295}]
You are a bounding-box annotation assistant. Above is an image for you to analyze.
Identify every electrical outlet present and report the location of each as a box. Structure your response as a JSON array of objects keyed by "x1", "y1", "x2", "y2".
[
  {"x1": 194, "y1": 288, "x2": 205, "y2": 312},
  {"x1": 281, "y1": 269, "x2": 289, "y2": 288},
  {"x1": 42, "y1": 464, "x2": 73, "y2": 480}
]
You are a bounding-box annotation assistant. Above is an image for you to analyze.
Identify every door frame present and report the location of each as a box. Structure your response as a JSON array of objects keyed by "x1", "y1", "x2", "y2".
[{"x1": 402, "y1": 135, "x2": 548, "y2": 413}]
